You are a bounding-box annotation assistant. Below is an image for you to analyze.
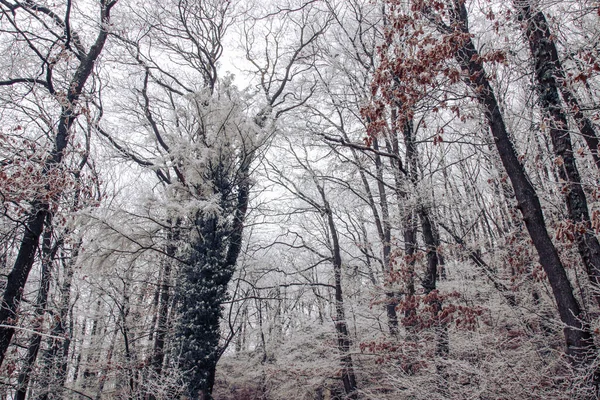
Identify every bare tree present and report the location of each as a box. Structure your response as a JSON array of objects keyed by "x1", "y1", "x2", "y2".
[
  {"x1": 369, "y1": 0, "x2": 598, "y2": 391},
  {"x1": 0, "y1": 0, "x2": 118, "y2": 369}
]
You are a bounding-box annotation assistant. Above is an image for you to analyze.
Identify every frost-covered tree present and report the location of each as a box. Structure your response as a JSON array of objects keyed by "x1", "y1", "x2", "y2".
[
  {"x1": 0, "y1": 0, "x2": 118, "y2": 380},
  {"x1": 94, "y1": 0, "x2": 329, "y2": 397},
  {"x1": 2, "y1": 0, "x2": 599, "y2": 398},
  {"x1": 168, "y1": 87, "x2": 271, "y2": 398}
]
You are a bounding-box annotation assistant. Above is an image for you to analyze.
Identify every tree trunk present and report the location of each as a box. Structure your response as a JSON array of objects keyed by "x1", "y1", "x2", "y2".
[
  {"x1": 82, "y1": 300, "x2": 103, "y2": 390},
  {"x1": 400, "y1": 116, "x2": 449, "y2": 378},
  {"x1": 518, "y1": 4, "x2": 600, "y2": 171},
  {"x1": 518, "y1": 2, "x2": 600, "y2": 306},
  {"x1": 0, "y1": 0, "x2": 117, "y2": 368},
  {"x1": 316, "y1": 184, "x2": 358, "y2": 398},
  {"x1": 15, "y1": 219, "x2": 57, "y2": 400},
  {"x1": 340, "y1": 129, "x2": 397, "y2": 332},
  {"x1": 177, "y1": 167, "x2": 251, "y2": 400},
  {"x1": 151, "y1": 220, "x2": 179, "y2": 377},
  {"x1": 390, "y1": 114, "x2": 418, "y2": 322},
  {"x1": 0, "y1": 203, "x2": 47, "y2": 368},
  {"x1": 403, "y1": 209, "x2": 418, "y2": 319},
  {"x1": 447, "y1": 0, "x2": 596, "y2": 373},
  {"x1": 372, "y1": 138, "x2": 400, "y2": 336},
  {"x1": 38, "y1": 242, "x2": 77, "y2": 400}
]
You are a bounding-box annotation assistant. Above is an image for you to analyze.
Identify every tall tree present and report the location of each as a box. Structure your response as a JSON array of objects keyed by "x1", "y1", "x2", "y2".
[
  {"x1": 265, "y1": 134, "x2": 359, "y2": 398},
  {"x1": 0, "y1": 0, "x2": 118, "y2": 368},
  {"x1": 517, "y1": 0, "x2": 600, "y2": 305},
  {"x1": 96, "y1": 1, "x2": 330, "y2": 397},
  {"x1": 369, "y1": 0, "x2": 598, "y2": 385}
]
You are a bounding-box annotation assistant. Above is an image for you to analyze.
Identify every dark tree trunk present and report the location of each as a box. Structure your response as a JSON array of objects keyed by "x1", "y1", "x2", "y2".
[
  {"x1": 118, "y1": 277, "x2": 138, "y2": 398},
  {"x1": 316, "y1": 185, "x2": 358, "y2": 398},
  {"x1": 0, "y1": 204, "x2": 47, "y2": 368},
  {"x1": 519, "y1": 2, "x2": 600, "y2": 306},
  {"x1": 447, "y1": 0, "x2": 596, "y2": 372},
  {"x1": 403, "y1": 209, "x2": 418, "y2": 316},
  {"x1": 419, "y1": 206, "x2": 450, "y2": 377},
  {"x1": 177, "y1": 163, "x2": 251, "y2": 400},
  {"x1": 515, "y1": 3, "x2": 600, "y2": 171},
  {"x1": 15, "y1": 219, "x2": 55, "y2": 400},
  {"x1": 0, "y1": 0, "x2": 117, "y2": 368},
  {"x1": 420, "y1": 210, "x2": 440, "y2": 295},
  {"x1": 372, "y1": 138, "x2": 400, "y2": 336},
  {"x1": 401, "y1": 116, "x2": 449, "y2": 375},
  {"x1": 178, "y1": 214, "x2": 232, "y2": 400},
  {"x1": 399, "y1": 118, "x2": 442, "y2": 296},
  {"x1": 560, "y1": 90, "x2": 600, "y2": 171},
  {"x1": 391, "y1": 115, "x2": 418, "y2": 320}
]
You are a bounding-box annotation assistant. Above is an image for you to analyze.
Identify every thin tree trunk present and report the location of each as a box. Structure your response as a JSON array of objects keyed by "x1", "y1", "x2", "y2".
[
  {"x1": 403, "y1": 209, "x2": 417, "y2": 313},
  {"x1": 82, "y1": 300, "x2": 103, "y2": 390},
  {"x1": 147, "y1": 266, "x2": 162, "y2": 347},
  {"x1": 119, "y1": 276, "x2": 138, "y2": 398},
  {"x1": 15, "y1": 219, "x2": 58, "y2": 400},
  {"x1": 38, "y1": 246, "x2": 76, "y2": 400},
  {"x1": 409, "y1": 141, "x2": 449, "y2": 381},
  {"x1": 151, "y1": 220, "x2": 179, "y2": 377},
  {"x1": 372, "y1": 138, "x2": 400, "y2": 337},
  {"x1": 95, "y1": 327, "x2": 118, "y2": 400},
  {"x1": 397, "y1": 113, "x2": 448, "y2": 361},
  {"x1": 340, "y1": 129, "x2": 397, "y2": 333},
  {"x1": 316, "y1": 184, "x2": 358, "y2": 398}
]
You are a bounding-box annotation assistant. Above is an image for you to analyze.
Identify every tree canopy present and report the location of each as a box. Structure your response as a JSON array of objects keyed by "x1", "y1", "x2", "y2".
[{"x1": 1, "y1": 0, "x2": 600, "y2": 399}]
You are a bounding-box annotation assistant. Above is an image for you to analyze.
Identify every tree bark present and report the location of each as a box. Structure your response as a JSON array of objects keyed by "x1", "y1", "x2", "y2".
[
  {"x1": 178, "y1": 163, "x2": 252, "y2": 400},
  {"x1": 342, "y1": 131, "x2": 398, "y2": 333},
  {"x1": 518, "y1": 2, "x2": 600, "y2": 306},
  {"x1": 316, "y1": 184, "x2": 358, "y2": 398},
  {"x1": 447, "y1": 0, "x2": 596, "y2": 371},
  {"x1": 371, "y1": 138, "x2": 400, "y2": 336},
  {"x1": 400, "y1": 115, "x2": 449, "y2": 377},
  {"x1": 0, "y1": 0, "x2": 117, "y2": 368},
  {"x1": 390, "y1": 114, "x2": 418, "y2": 320},
  {"x1": 15, "y1": 219, "x2": 57, "y2": 400},
  {"x1": 515, "y1": 3, "x2": 600, "y2": 171},
  {"x1": 151, "y1": 220, "x2": 179, "y2": 377}
]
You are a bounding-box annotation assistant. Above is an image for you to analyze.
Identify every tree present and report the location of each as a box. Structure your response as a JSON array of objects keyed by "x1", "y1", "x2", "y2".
[
  {"x1": 0, "y1": 0, "x2": 118, "y2": 369},
  {"x1": 517, "y1": 0, "x2": 600, "y2": 305},
  {"x1": 95, "y1": 1, "x2": 330, "y2": 397},
  {"x1": 369, "y1": 0, "x2": 598, "y2": 391},
  {"x1": 265, "y1": 136, "x2": 359, "y2": 397}
]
